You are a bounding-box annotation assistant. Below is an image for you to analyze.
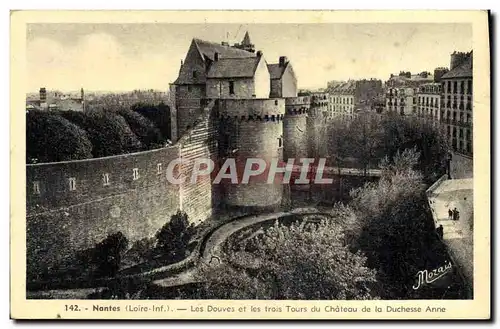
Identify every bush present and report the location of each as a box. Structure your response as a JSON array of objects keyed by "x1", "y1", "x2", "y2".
[
  {"x1": 117, "y1": 109, "x2": 164, "y2": 149},
  {"x1": 59, "y1": 110, "x2": 142, "y2": 157},
  {"x1": 26, "y1": 110, "x2": 93, "y2": 163},
  {"x1": 155, "y1": 211, "x2": 196, "y2": 263}
]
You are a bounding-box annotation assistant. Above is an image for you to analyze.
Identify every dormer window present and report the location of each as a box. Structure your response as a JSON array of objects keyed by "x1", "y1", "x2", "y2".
[
  {"x1": 133, "y1": 168, "x2": 140, "y2": 180},
  {"x1": 157, "y1": 163, "x2": 162, "y2": 175}
]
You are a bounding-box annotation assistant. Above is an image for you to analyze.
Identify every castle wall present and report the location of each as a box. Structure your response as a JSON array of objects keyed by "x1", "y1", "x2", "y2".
[
  {"x1": 283, "y1": 96, "x2": 310, "y2": 161},
  {"x1": 281, "y1": 64, "x2": 298, "y2": 98},
  {"x1": 217, "y1": 98, "x2": 285, "y2": 209},
  {"x1": 178, "y1": 105, "x2": 220, "y2": 223},
  {"x1": 175, "y1": 84, "x2": 206, "y2": 138},
  {"x1": 254, "y1": 56, "x2": 271, "y2": 98},
  {"x1": 206, "y1": 78, "x2": 256, "y2": 99},
  {"x1": 26, "y1": 146, "x2": 182, "y2": 271},
  {"x1": 270, "y1": 79, "x2": 281, "y2": 98}
]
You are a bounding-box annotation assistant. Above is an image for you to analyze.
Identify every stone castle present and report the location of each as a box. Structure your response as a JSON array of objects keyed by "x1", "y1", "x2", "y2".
[
  {"x1": 26, "y1": 32, "x2": 338, "y2": 272},
  {"x1": 171, "y1": 32, "x2": 314, "y2": 211}
]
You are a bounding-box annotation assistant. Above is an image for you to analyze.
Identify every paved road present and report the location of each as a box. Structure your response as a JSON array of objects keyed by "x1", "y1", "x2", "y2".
[{"x1": 152, "y1": 208, "x2": 319, "y2": 288}]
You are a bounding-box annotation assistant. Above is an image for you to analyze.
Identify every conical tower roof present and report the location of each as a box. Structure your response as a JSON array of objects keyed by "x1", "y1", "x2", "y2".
[{"x1": 242, "y1": 31, "x2": 253, "y2": 46}]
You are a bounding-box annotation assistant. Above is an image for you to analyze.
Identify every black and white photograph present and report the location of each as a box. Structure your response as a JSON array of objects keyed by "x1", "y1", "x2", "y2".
[{"x1": 10, "y1": 10, "x2": 490, "y2": 320}]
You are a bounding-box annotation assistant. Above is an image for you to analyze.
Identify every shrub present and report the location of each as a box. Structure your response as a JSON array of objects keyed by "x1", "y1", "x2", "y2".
[
  {"x1": 155, "y1": 211, "x2": 196, "y2": 263},
  {"x1": 26, "y1": 110, "x2": 93, "y2": 163},
  {"x1": 91, "y1": 232, "x2": 129, "y2": 279}
]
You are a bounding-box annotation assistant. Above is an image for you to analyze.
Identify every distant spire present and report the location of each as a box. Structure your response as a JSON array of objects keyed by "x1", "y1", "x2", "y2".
[
  {"x1": 242, "y1": 31, "x2": 252, "y2": 46},
  {"x1": 237, "y1": 31, "x2": 255, "y2": 53}
]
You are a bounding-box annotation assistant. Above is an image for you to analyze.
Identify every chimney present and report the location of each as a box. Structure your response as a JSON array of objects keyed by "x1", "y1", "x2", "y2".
[
  {"x1": 214, "y1": 52, "x2": 219, "y2": 61},
  {"x1": 256, "y1": 50, "x2": 263, "y2": 57},
  {"x1": 279, "y1": 56, "x2": 288, "y2": 67},
  {"x1": 39, "y1": 87, "x2": 46, "y2": 102}
]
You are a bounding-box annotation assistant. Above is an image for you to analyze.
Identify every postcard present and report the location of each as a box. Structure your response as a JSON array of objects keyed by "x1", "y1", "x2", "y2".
[{"x1": 10, "y1": 10, "x2": 490, "y2": 320}]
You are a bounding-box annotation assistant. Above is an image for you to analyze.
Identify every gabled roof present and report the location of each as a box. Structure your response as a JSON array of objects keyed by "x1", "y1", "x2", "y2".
[
  {"x1": 441, "y1": 55, "x2": 472, "y2": 79},
  {"x1": 194, "y1": 38, "x2": 256, "y2": 61},
  {"x1": 267, "y1": 63, "x2": 287, "y2": 79},
  {"x1": 174, "y1": 38, "x2": 256, "y2": 84},
  {"x1": 207, "y1": 57, "x2": 261, "y2": 79}
]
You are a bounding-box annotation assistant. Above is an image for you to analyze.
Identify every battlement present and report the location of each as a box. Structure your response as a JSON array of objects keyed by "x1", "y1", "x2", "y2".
[
  {"x1": 285, "y1": 96, "x2": 310, "y2": 116},
  {"x1": 216, "y1": 98, "x2": 285, "y2": 121}
]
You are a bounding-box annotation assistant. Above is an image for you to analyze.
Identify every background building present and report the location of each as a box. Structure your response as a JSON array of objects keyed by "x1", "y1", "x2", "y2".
[
  {"x1": 440, "y1": 51, "x2": 473, "y2": 156},
  {"x1": 330, "y1": 79, "x2": 383, "y2": 121},
  {"x1": 417, "y1": 82, "x2": 442, "y2": 126}
]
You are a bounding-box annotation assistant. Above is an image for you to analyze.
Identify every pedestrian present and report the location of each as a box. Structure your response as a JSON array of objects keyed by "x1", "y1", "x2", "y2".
[
  {"x1": 448, "y1": 209, "x2": 453, "y2": 220},
  {"x1": 436, "y1": 225, "x2": 444, "y2": 239},
  {"x1": 452, "y1": 208, "x2": 458, "y2": 221}
]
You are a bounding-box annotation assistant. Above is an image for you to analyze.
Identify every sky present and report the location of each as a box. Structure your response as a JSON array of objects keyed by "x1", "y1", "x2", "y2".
[{"x1": 26, "y1": 23, "x2": 472, "y2": 92}]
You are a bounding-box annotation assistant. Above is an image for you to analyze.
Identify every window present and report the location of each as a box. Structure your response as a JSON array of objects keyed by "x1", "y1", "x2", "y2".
[
  {"x1": 467, "y1": 80, "x2": 472, "y2": 95},
  {"x1": 33, "y1": 181, "x2": 40, "y2": 195},
  {"x1": 187, "y1": 85, "x2": 192, "y2": 92},
  {"x1": 453, "y1": 81, "x2": 458, "y2": 94},
  {"x1": 278, "y1": 137, "x2": 283, "y2": 148},
  {"x1": 133, "y1": 168, "x2": 139, "y2": 180},
  {"x1": 103, "y1": 173, "x2": 110, "y2": 186},
  {"x1": 229, "y1": 81, "x2": 235, "y2": 95},
  {"x1": 447, "y1": 81, "x2": 451, "y2": 93},
  {"x1": 192, "y1": 71, "x2": 198, "y2": 79},
  {"x1": 68, "y1": 177, "x2": 76, "y2": 191},
  {"x1": 460, "y1": 81, "x2": 465, "y2": 94},
  {"x1": 157, "y1": 163, "x2": 162, "y2": 175}
]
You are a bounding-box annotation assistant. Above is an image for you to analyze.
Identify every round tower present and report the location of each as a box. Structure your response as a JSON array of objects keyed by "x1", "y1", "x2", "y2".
[
  {"x1": 216, "y1": 98, "x2": 285, "y2": 210},
  {"x1": 283, "y1": 96, "x2": 310, "y2": 161}
]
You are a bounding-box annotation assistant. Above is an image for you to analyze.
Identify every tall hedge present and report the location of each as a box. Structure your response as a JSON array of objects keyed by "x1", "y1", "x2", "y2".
[
  {"x1": 132, "y1": 103, "x2": 171, "y2": 140},
  {"x1": 117, "y1": 109, "x2": 164, "y2": 150},
  {"x1": 59, "y1": 110, "x2": 142, "y2": 158}
]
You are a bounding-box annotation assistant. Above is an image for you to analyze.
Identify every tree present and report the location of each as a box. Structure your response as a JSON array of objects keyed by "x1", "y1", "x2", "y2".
[
  {"x1": 26, "y1": 110, "x2": 93, "y2": 163},
  {"x1": 59, "y1": 110, "x2": 142, "y2": 158},
  {"x1": 155, "y1": 211, "x2": 195, "y2": 262},
  {"x1": 117, "y1": 109, "x2": 164, "y2": 150},
  {"x1": 132, "y1": 103, "x2": 172, "y2": 140},
  {"x1": 197, "y1": 214, "x2": 380, "y2": 300},
  {"x1": 350, "y1": 149, "x2": 452, "y2": 299},
  {"x1": 326, "y1": 112, "x2": 449, "y2": 182},
  {"x1": 92, "y1": 232, "x2": 129, "y2": 278}
]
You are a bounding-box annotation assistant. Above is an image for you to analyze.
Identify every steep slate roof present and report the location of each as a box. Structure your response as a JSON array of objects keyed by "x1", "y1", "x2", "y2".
[
  {"x1": 194, "y1": 38, "x2": 256, "y2": 61},
  {"x1": 207, "y1": 57, "x2": 261, "y2": 78},
  {"x1": 267, "y1": 63, "x2": 287, "y2": 79},
  {"x1": 331, "y1": 80, "x2": 356, "y2": 94},
  {"x1": 441, "y1": 55, "x2": 472, "y2": 79},
  {"x1": 174, "y1": 38, "x2": 256, "y2": 84}
]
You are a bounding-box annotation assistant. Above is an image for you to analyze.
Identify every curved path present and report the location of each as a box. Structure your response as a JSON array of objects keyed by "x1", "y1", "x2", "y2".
[{"x1": 152, "y1": 207, "x2": 320, "y2": 288}]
